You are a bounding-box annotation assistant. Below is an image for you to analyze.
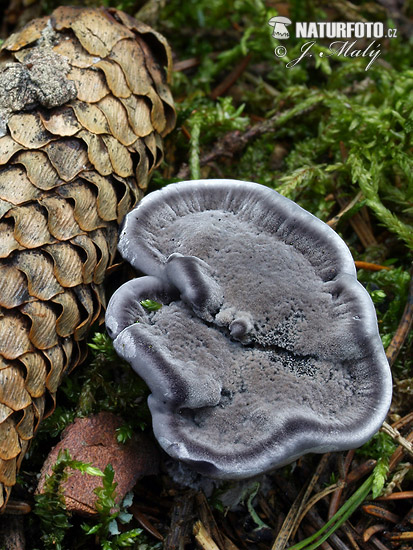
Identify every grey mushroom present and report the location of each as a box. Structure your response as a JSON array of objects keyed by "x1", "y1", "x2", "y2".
[{"x1": 106, "y1": 179, "x2": 392, "y2": 479}]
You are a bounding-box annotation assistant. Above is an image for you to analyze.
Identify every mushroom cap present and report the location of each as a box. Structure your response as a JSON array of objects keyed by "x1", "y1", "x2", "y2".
[
  {"x1": 106, "y1": 179, "x2": 392, "y2": 479},
  {"x1": 268, "y1": 16, "x2": 292, "y2": 25}
]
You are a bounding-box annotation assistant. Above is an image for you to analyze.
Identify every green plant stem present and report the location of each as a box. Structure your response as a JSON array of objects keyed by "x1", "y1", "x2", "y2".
[
  {"x1": 349, "y1": 152, "x2": 413, "y2": 249},
  {"x1": 189, "y1": 117, "x2": 201, "y2": 180},
  {"x1": 287, "y1": 475, "x2": 373, "y2": 550},
  {"x1": 364, "y1": 196, "x2": 413, "y2": 250}
]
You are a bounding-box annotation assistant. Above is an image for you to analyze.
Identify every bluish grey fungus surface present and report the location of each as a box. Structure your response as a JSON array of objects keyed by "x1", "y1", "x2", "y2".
[{"x1": 105, "y1": 179, "x2": 392, "y2": 479}]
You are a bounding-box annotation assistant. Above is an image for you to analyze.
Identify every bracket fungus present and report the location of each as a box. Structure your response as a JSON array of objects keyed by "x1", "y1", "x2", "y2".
[{"x1": 106, "y1": 179, "x2": 392, "y2": 480}]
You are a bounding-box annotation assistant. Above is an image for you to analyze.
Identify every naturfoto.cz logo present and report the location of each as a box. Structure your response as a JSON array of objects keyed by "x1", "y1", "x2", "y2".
[{"x1": 268, "y1": 17, "x2": 398, "y2": 70}]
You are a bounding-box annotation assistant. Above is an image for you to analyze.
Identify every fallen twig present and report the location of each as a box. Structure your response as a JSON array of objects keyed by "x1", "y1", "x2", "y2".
[
  {"x1": 287, "y1": 476, "x2": 374, "y2": 550},
  {"x1": 376, "y1": 490, "x2": 413, "y2": 501},
  {"x1": 385, "y1": 264, "x2": 413, "y2": 366},
  {"x1": 130, "y1": 504, "x2": 164, "y2": 541},
  {"x1": 391, "y1": 412, "x2": 413, "y2": 431},
  {"x1": 195, "y1": 492, "x2": 226, "y2": 550},
  {"x1": 273, "y1": 474, "x2": 352, "y2": 550},
  {"x1": 177, "y1": 93, "x2": 324, "y2": 179},
  {"x1": 328, "y1": 451, "x2": 355, "y2": 519},
  {"x1": 210, "y1": 54, "x2": 252, "y2": 100},
  {"x1": 381, "y1": 421, "x2": 413, "y2": 463},
  {"x1": 164, "y1": 490, "x2": 196, "y2": 550},
  {"x1": 354, "y1": 262, "x2": 391, "y2": 272},
  {"x1": 362, "y1": 524, "x2": 387, "y2": 542},
  {"x1": 272, "y1": 454, "x2": 330, "y2": 550},
  {"x1": 360, "y1": 503, "x2": 400, "y2": 523},
  {"x1": 193, "y1": 520, "x2": 221, "y2": 550},
  {"x1": 335, "y1": 197, "x2": 377, "y2": 248},
  {"x1": 293, "y1": 482, "x2": 346, "y2": 539},
  {"x1": 327, "y1": 193, "x2": 363, "y2": 230},
  {"x1": 346, "y1": 460, "x2": 377, "y2": 484}
]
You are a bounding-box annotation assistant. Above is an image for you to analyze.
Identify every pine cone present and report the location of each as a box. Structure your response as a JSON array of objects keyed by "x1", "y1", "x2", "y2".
[{"x1": 0, "y1": 6, "x2": 175, "y2": 508}]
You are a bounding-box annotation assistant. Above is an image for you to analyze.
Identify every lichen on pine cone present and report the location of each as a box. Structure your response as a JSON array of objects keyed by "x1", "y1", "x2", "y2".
[{"x1": 0, "y1": 6, "x2": 175, "y2": 508}]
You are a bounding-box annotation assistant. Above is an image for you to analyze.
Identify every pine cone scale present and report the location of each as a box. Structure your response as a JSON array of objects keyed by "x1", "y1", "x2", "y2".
[
  {"x1": 94, "y1": 59, "x2": 132, "y2": 99},
  {"x1": 14, "y1": 150, "x2": 63, "y2": 190}
]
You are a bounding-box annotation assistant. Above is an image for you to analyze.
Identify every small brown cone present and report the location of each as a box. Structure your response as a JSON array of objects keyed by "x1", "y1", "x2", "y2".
[
  {"x1": 36, "y1": 412, "x2": 160, "y2": 516},
  {"x1": 0, "y1": 6, "x2": 175, "y2": 508}
]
